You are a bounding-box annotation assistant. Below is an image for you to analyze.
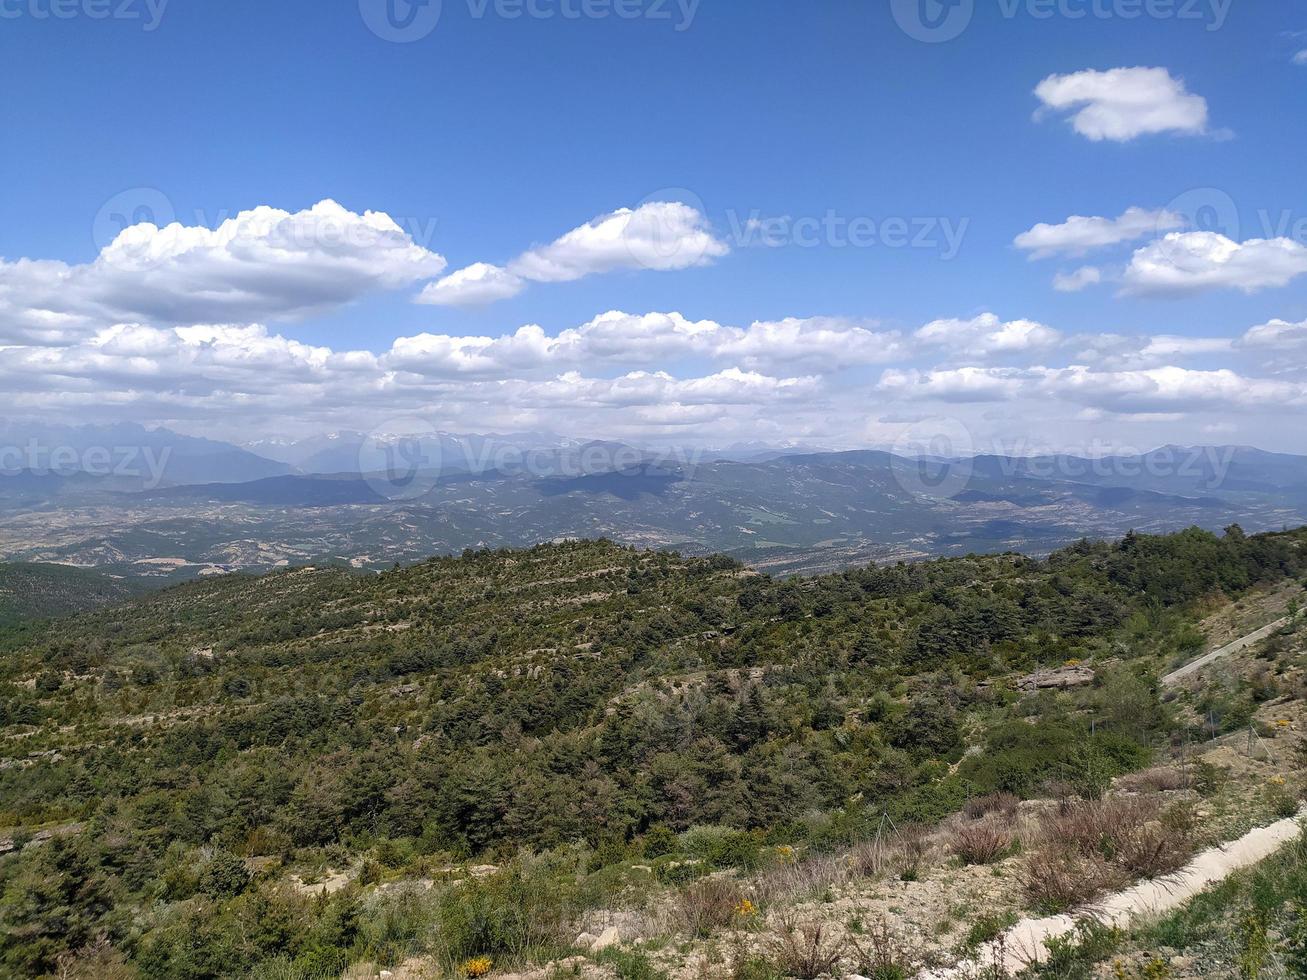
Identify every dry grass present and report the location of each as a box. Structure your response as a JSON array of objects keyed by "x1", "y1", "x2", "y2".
[
  {"x1": 1020, "y1": 848, "x2": 1124, "y2": 913},
  {"x1": 1044, "y1": 797, "x2": 1157, "y2": 858},
  {"x1": 674, "y1": 877, "x2": 747, "y2": 938},
  {"x1": 964, "y1": 792, "x2": 1020, "y2": 821},
  {"x1": 753, "y1": 825, "x2": 943, "y2": 908},
  {"x1": 768, "y1": 915, "x2": 843, "y2": 980},
  {"x1": 1115, "y1": 766, "x2": 1189, "y2": 794},
  {"x1": 951, "y1": 821, "x2": 1014, "y2": 866},
  {"x1": 844, "y1": 915, "x2": 921, "y2": 978},
  {"x1": 1022, "y1": 794, "x2": 1197, "y2": 912}
]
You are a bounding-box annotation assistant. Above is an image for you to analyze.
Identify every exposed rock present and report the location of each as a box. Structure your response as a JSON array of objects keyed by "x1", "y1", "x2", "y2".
[
  {"x1": 1017, "y1": 665, "x2": 1095, "y2": 691},
  {"x1": 591, "y1": 926, "x2": 621, "y2": 951}
]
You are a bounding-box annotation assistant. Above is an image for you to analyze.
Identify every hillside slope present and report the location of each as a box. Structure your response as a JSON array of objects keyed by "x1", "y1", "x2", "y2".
[
  {"x1": 0, "y1": 526, "x2": 1305, "y2": 977},
  {"x1": 0, "y1": 562, "x2": 143, "y2": 628}
]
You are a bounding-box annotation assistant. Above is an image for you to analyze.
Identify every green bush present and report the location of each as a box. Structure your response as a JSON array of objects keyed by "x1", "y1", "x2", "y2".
[
  {"x1": 432, "y1": 859, "x2": 577, "y2": 967},
  {"x1": 679, "y1": 825, "x2": 763, "y2": 871}
]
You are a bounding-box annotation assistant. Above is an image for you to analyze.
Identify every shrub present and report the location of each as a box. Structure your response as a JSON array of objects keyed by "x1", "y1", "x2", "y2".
[
  {"x1": 961, "y1": 910, "x2": 1018, "y2": 952},
  {"x1": 433, "y1": 859, "x2": 577, "y2": 967},
  {"x1": 964, "y1": 792, "x2": 1019, "y2": 821},
  {"x1": 845, "y1": 916, "x2": 919, "y2": 979},
  {"x1": 1115, "y1": 812, "x2": 1194, "y2": 879},
  {"x1": 594, "y1": 948, "x2": 668, "y2": 980},
  {"x1": 1264, "y1": 782, "x2": 1301, "y2": 819},
  {"x1": 768, "y1": 916, "x2": 843, "y2": 980},
  {"x1": 356, "y1": 883, "x2": 439, "y2": 966},
  {"x1": 951, "y1": 822, "x2": 1013, "y2": 866},
  {"x1": 674, "y1": 877, "x2": 746, "y2": 938},
  {"x1": 198, "y1": 849, "x2": 252, "y2": 899},
  {"x1": 680, "y1": 825, "x2": 764, "y2": 871},
  {"x1": 1044, "y1": 797, "x2": 1155, "y2": 861},
  {"x1": 641, "y1": 824, "x2": 677, "y2": 859},
  {"x1": 892, "y1": 825, "x2": 932, "y2": 881},
  {"x1": 1021, "y1": 849, "x2": 1123, "y2": 914},
  {"x1": 1115, "y1": 767, "x2": 1186, "y2": 794}
]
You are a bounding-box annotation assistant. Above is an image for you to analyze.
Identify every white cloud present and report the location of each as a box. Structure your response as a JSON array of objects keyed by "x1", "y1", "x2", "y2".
[
  {"x1": 1015, "y1": 207, "x2": 1183, "y2": 258},
  {"x1": 1072, "y1": 333, "x2": 1234, "y2": 369},
  {"x1": 1053, "y1": 266, "x2": 1103, "y2": 292},
  {"x1": 0, "y1": 200, "x2": 446, "y2": 341},
  {"x1": 879, "y1": 363, "x2": 1307, "y2": 413},
  {"x1": 879, "y1": 366, "x2": 1024, "y2": 402},
  {"x1": 416, "y1": 262, "x2": 524, "y2": 306},
  {"x1": 1034, "y1": 67, "x2": 1211, "y2": 141},
  {"x1": 1293, "y1": 49, "x2": 1307, "y2": 66},
  {"x1": 1241, "y1": 318, "x2": 1307, "y2": 349},
  {"x1": 419, "y1": 201, "x2": 730, "y2": 307},
  {"x1": 514, "y1": 202, "x2": 729, "y2": 280},
  {"x1": 384, "y1": 311, "x2": 904, "y2": 378},
  {"x1": 915, "y1": 313, "x2": 1061, "y2": 357},
  {"x1": 712, "y1": 317, "x2": 906, "y2": 372},
  {"x1": 1122, "y1": 232, "x2": 1307, "y2": 295}
]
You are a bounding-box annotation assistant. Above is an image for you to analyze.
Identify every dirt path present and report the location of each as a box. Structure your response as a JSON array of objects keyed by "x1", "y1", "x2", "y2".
[
  {"x1": 919, "y1": 808, "x2": 1306, "y2": 978},
  {"x1": 1162, "y1": 615, "x2": 1291, "y2": 686}
]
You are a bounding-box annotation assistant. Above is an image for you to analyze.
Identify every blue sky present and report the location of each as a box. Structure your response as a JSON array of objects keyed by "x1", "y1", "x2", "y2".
[{"x1": 1, "y1": 0, "x2": 1305, "y2": 452}]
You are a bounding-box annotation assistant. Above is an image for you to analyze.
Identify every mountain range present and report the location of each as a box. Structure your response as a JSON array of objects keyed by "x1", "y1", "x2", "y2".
[{"x1": 1, "y1": 422, "x2": 1305, "y2": 579}]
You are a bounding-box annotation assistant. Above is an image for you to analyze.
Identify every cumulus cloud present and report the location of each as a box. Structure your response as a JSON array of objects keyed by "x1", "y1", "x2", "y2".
[
  {"x1": 879, "y1": 366, "x2": 1025, "y2": 402},
  {"x1": 1053, "y1": 266, "x2": 1104, "y2": 292},
  {"x1": 1034, "y1": 67, "x2": 1211, "y2": 141},
  {"x1": 1121, "y1": 232, "x2": 1307, "y2": 295},
  {"x1": 415, "y1": 262, "x2": 525, "y2": 306},
  {"x1": 4, "y1": 293, "x2": 1304, "y2": 442},
  {"x1": 915, "y1": 313, "x2": 1062, "y2": 357},
  {"x1": 1241, "y1": 318, "x2": 1307, "y2": 349},
  {"x1": 1015, "y1": 207, "x2": 1183, "y2": 258},
  {"x1": 0, "y1": 200, "x2": 446, "y2": 342},
  {"x1": 1294, "y1": 50, "x2": 1307, "y2": 66},
  {"x1": 419, "y1": 201, "x2": 729, "y2": 306},
  {"x1": 384, "y1": 311, "x2": 903, "y2": 378},
  {"x1": 879, "y1": 364, "x2": 1307, "y2": 413}
]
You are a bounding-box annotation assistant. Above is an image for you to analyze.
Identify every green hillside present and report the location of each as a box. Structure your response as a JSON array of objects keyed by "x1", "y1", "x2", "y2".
[
  {"x1": 0, "y1": 526, "x2": 1304, "y2": 977},
  {"x1": 0, "y1": 563, "x2": 143, "y2": 629}
]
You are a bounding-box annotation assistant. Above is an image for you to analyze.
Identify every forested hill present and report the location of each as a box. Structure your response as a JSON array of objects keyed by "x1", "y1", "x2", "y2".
[
  {"x1": 0, "y1": 562, "x2": 142, "y2": 629},
  {"x1": 1, "y1": 525, "x2": 1305, "y2": 976}
]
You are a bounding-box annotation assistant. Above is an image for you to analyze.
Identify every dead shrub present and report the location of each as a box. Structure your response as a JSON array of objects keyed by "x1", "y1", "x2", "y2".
[
  {"x1": 675, "y1": 877, "x2": 746, "y2": 938},
  {"x1": 1115, "y1": 767, "x2": 1187, "y2": 794},
  {"x1": 964, "y1": 792, "x2": 1019, "y2": 821},
  {"x1": 768, "y1": 915, "x2": 844, "y2": 980},
  {"x1": 893, "y1": 825, "x2": 932, "y2": 881},
  {"x1": 845, "y1": 838, "x2": 895, "y2": 879},
  {"x1": 952, "y1": 822, "x2": 1013, "y2": 866},
  {"x1": 845, "y1": 915, "x2": 920, "y2": 978},
  {"x1": 1020, "y1": 848, "x2": 1123, "y2": 913},
  {"x1": 1043, "y1": 797, "x2": 1157, "y2": 860},
  {"x1": 1115, "y1": 819, "x2": 1192, "y2": 879},
  {"x1": 752, "y1": 852, "x2": 846, "y2": 908}
]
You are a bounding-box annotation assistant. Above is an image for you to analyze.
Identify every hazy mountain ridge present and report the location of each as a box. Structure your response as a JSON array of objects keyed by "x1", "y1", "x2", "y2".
[{"x1": 1, "y1": 437, "x2": 1304, "y2": 578}]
